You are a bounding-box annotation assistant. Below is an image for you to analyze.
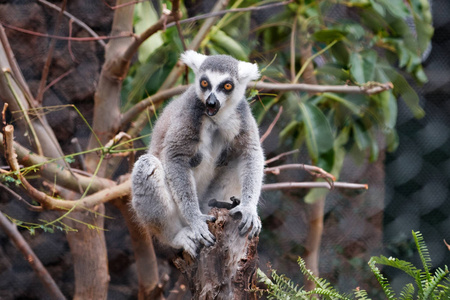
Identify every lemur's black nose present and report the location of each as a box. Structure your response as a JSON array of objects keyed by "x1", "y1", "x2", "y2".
[{"x1": 205, "y1": 93, "x2": 220, "y2": 116}]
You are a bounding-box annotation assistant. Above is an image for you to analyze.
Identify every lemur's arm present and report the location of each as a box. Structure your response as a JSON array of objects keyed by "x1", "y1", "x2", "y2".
[
  {"x1": 163, "y1": 125, "x2": 216, "y2": 246},
  {"x1": 229, "y1": 103, "x2": 265, "y2": 238}
]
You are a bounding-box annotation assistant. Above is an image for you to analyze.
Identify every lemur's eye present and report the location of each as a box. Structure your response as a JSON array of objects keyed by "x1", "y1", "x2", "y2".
[
  {"x1": 224, "y1": 83, "x2": 233, "y2": 90},
  {"x1": 201, "y1": 80, "x2": 209, "y2": 88}
]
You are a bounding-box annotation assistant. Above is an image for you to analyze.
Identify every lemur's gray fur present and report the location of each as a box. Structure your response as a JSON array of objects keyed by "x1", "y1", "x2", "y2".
[{"x1": 131, "y1": 51, "x2": 264, "y2": 257}]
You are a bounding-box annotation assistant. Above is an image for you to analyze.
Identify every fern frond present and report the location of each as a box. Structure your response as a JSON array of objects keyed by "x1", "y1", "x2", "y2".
[
  {"x1": 399, "y1": 283, "x2": 415, "y2": 300},
  {"x1": 436, "y1": 276, "x2": 450, "y2": 299},
  {"x1": 258, "y1": 268, "x2": 307, "y2": 300},
  {"x1": 368, "y1": 257, "x2": 397, "y2": 300},
  {"x1": 412, "y1": 231, "x2": 432, "y2": 281},
  {"x1": 353, "y1": 288, "x2": 372, "y2": 300},
  {"x1": 423, "y1": 266, "x2": 450, "y2": 299},
  {"x1": 370, "y1": 255, "x2": 419, "y2": 278},
  {"x1": 307, "y1": 288, "x2": 352, "y2": 299},
  {"x1": 298, "y1": 257, "x2": 333, "y2": 291}
]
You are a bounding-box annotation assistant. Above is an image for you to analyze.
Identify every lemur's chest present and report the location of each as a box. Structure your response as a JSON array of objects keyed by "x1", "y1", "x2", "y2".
[{"x1": 192, "y1": 115, "x2": 240, "y2": 195}]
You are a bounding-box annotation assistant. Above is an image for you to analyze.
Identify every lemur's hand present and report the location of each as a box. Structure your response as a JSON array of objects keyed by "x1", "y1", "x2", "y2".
[
  {"x1": 191, "y1": 214, "x2": 216, "y2": 247},
  {"x1": 229, "y1": 203, "x2": 261, "y2": 239}
]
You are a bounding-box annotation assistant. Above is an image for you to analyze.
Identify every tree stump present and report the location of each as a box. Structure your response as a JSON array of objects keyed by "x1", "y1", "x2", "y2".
[{"x1": 173, "y1": 208, "x2": 259, "y2": 300}]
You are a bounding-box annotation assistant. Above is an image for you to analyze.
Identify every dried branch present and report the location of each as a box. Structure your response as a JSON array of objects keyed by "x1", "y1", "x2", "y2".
[
  {"x1": 0, "y1": 211, "x2": 66, "y2": 299},
  {"x1": 0, "y1": 131, "x2": 114, "y2": 194},
  {"x1": 36, "y1": 0, "x2": 67, "y2": 104},
  {"x1": 38, "y1": 0, "x2": 106, "y2": 47},
  {"x1": 0, "y1": 183, "x2": 43, "y2": 212},
  {"x1": 122, "y1": 10, "x2": 177, "y2": 62},
  {"x1": 265, "y1": 163, "x2": 336, "y2": 182},
  {"x1": 166, "y1": 0, "x2": 294, "y2": 28},
  {"x1": 120, "y1": 85, "x2": 187, "y2": 129},
  {"x1": 265, "y1": 149, "x2": 299, "y2": 165},
  {"x1": 252, "y1": 81, "x2": 394, "y2": 95},
  {"x1": 0, "y1": 21, "x2": 133, "y2": 42},
  {"x1": 260, "y1": 106, "x2": 283, "y2": 143},
  {"x1": 122, "y1": 79, "x2": 393, "y2": 130},
  {"x1": 262, "y1": 182, "x2": 368, "y2": 191}
]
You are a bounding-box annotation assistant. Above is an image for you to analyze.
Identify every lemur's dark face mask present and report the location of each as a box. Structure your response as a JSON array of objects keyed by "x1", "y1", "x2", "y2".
[{"x1": 205, "y1": 93, "x2": 220, "y2": 116}]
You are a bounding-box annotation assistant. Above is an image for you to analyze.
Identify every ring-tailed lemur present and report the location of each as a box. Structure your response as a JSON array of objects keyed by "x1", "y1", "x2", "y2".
[{"x1": 131, "y1": 51, "x2": 264, "y2": 257}]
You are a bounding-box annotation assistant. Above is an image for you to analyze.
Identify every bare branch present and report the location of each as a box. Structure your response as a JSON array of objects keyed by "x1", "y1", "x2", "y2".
[
  {"x1": 265, "y1": 149, "x2": 299, "y2": 165},
  {"x1": 0, "y1": 183, "x2": 43, "y2": 212},
  {"x1": 0, "y1": 211, "x2": 66, "y2": 299},
  {"x1": 2, "y1": 126, "x2": 129, "y2": 210},
  {"x1": 262, "y1": 182, "x2": 368, "y2": 191},
  {"x1": 38, "y1": 0, "x2": 106, "y2": 47},
  {"x1": 120, "y1": 85, "x2": 188, "y2": 129},
  {"x1": 260, "y1": 106, "x2": 283, "y2": 143},
  {"x1": 166, "y1": 0, "x2": 294, "y2": 28},
  {"x1": 0, "y1": 131, "x2": 114, "y2": 194},
  {"x1": 265, "y1": 163, "x2": 336, "y2": 182},
  {"x1": 0, "y1": 21, "x2": 133, "y2": 42},
  {"x1": 252, "y1": 81, "x2": 394, "y2": 95}
]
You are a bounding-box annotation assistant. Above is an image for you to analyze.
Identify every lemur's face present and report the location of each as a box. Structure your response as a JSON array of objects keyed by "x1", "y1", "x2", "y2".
[{"x1": 196, "y1": 70, "x2": 237, "y2": 117}]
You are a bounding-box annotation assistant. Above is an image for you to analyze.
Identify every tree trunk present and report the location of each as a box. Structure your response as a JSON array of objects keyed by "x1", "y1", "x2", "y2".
[
  {"x1": 174, "y1": 208, "x2": 259, "y2": 300},
  {"x1": 66, "y1": 207, "x2": 109, "y2": 300}
]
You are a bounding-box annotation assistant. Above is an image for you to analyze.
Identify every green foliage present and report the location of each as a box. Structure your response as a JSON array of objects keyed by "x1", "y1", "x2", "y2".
[{"x1": 258, "y1": 231, "x2": 450, "y2": 299}]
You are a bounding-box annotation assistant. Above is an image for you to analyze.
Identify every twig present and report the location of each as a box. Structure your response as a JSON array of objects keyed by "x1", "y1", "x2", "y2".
[
  {"x1": 42, "y1": 69, "x2": 74, "y2": 94},
  {"x1": 38, "y1": 0, "x2": 106, "y2": 47},
  {"x1": 68, "y1": 19, "x2": 78, "y2": 63},
  {"x1": 262, "y1": 182, "x2": 368, "y2": 191},
  {"x1": 36, "y1": 0, "x2": 68, "y2": 104},
  {"x1": 0, "y1": 183, "x2": 43, "y2": 212},
  {"x1": 265, "y1": 149, "x2": 299, "y2": 165},
  {"x1": 2, "y1": 125, "x2": 129, "y2": 210},
  {"x1": 101, "y1": 0, "x2": 150, "y2": 10},
  {"x1": 0, "y1": 131, "x2": 114, "y2": 194},
  {"x1": 264, "y1": 163, "x2": 336, "y2": 181},
  {"x1": 0, "y1": 211, "x2": 66, "y2": 299},
  {"x1": 165, "y1": 0, "x2": 294, "y2": 28},
  {"x1": 122, "y1": 7, "x2": 177, "y2": 62},
  {"x1": 121, "y1": 85, "x2": 187, "y2": 130},
  {"x1": 260, "y1": 106, "x2": 283, "y2": 143},
  {"x1": 0, "y1": 21, "x2": 133, "y2": 42}
]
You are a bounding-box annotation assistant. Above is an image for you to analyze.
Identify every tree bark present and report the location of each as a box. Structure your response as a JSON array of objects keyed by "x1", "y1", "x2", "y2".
[
  {"x1": 174, "y1": 208, "x2": 259, "y2": 300},
  {"x1": 115, "y1": 197, "x2": 161, "y2": 300}
]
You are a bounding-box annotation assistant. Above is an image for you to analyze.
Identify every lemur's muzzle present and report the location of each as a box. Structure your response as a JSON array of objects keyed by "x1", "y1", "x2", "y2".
[{"x1": 205, "y1": 93, "x2": 220, "y2": 116}]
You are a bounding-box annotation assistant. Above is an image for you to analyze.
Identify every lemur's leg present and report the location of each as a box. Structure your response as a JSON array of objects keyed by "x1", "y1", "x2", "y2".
[{"x1": 131, "y1": 154, "x2": 198, "y2": 256}]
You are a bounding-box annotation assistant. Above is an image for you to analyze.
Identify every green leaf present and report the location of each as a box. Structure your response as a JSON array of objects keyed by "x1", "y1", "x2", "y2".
[
  {"x1": 377, "y1": 0, "x2": 409, "y2": 19},
  {"x1": 353, "y1": 121, "x2": 371, "y2": 151},
  {"x1": 299, "y1": 101, "x2": 334, "y2": 171},
  {"x1": 64, "y1": 156, "x2": 75, "y2": 164},
  {"x1": 350, "y1": 50, "x2": 377, "y2": 83},
  {"x1": 209, "y1": 27, "x2": 248, "y2": 61},
  {"x1": 321, "y1": 93, "x2": 362, "y2": 115},
  {"x1": 134, "y1": 2, "x2": 164, "y2": 63},
  {"x1": 379, "y1": 65, "x2": 425, "y2": 118},
  {"x1": 313, "y1": 29, "x2": 346, "y2": 43}
]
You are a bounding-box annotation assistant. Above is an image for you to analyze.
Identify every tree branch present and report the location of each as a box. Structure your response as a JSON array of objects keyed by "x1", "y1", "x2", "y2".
[
  {"x1": 37, "y1": 0, "x2": 106, "y2": 47},
  {"x1": 120, "y1": 85, "x2": 187, "y2": 129},
  {"x1": 0, "y1": 131, "x2": 114, "y2": 194},
  {"x1": 262, "y1": 182, "x2": 368, "y2": 191},
  {"x1": 252, "y1": 81, "x2": 394, "y2": 95},
  {"x1": 0, "y1": 211, "x2": 66, "y2": 299},
  {"x1": 260, "y1": 106, "x2": 283, "y2": 143}
]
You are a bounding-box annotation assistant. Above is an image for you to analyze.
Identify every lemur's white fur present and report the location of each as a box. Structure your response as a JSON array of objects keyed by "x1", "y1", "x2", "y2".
[{"x1": 131, "y1": 51, "x2": 264, "y2": 257}]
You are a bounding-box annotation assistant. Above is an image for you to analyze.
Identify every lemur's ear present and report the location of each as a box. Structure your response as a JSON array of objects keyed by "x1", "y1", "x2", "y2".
[
  {"x1": 238, "y1": 61, "x2": 260, "y2": 83},
  {"x1": 180, "y1": 50, "x2": 207, "y2": 74}
]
